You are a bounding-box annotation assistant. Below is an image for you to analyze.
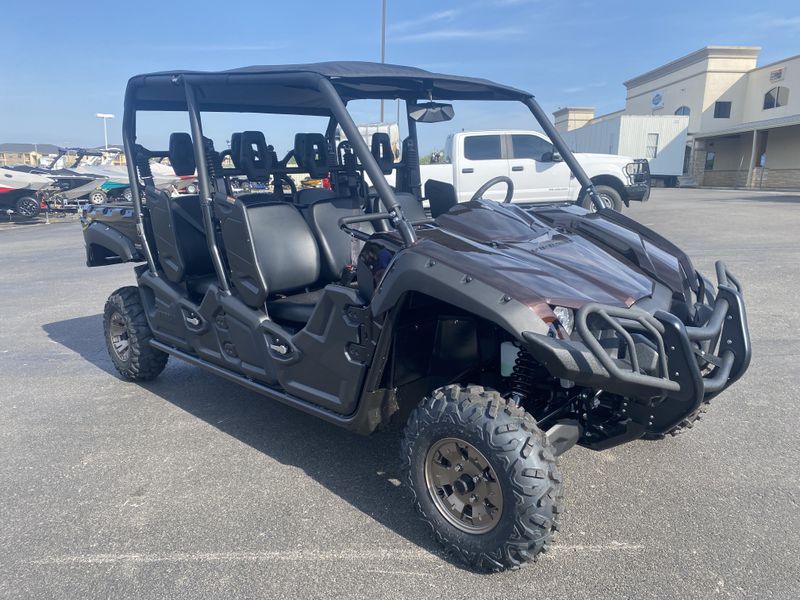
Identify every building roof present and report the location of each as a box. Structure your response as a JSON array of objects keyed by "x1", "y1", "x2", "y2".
[
  {"x1": 623, "y1": 46, "x2": 761, "y2": 90},
  {"x1": 126, "y1": 61, "x2": 530, "y2": 114},
  {"x1": 694, "y1": 113, "x2": 800, "y2": 138},
  {"x1": 552, "y1": 106, "x2": 595, "y2": 117}
]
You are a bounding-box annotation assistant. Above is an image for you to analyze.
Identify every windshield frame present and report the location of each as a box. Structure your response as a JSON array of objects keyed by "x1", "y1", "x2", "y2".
[{"x1": 122, "y1": 68, "x2": 603, "y2": 283}]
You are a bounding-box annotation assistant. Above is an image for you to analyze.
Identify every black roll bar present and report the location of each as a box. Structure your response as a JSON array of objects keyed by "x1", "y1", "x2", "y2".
[
  {"x1": 184, "y1": 80, "x2": 231, "y2": 294},
  {"x1": 316, "y1": 76, "x2": 417, "y2": 246},
  {"x1": 122, "y1": 91, "x2": 158, "y2": 274},
  {"x1": 522, "y1": 96, "x2": 604, "y2": 211}
]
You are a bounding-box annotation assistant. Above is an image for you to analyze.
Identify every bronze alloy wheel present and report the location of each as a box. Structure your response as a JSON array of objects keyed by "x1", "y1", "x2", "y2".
[
  {"x1": 424, "y1": 437, "x2": 504, "y2": 534},
  {"x1": 108, "y1": 311, "x2": 131, "y2": 362},
  {"x1": 103, "y1": 287, "x2": 168, "y2": 381}
]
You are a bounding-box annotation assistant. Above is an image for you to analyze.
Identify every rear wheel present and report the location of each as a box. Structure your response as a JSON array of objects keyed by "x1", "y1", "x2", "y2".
[
  {"x1": 104, "y1": 287, "x2": 168, "y2": 381},
  {"x1": 580, "y1": 184, "x2": 623, "y2": 212},
  {"x1": 401, "y1": 385, "x2": 563, "y2": 571},
  {"x1": 15, "y1": 196, "x2": 40, "y2": 218}
]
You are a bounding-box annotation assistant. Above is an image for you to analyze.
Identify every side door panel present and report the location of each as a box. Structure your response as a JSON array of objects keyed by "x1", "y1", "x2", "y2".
[
  {"x1": 507, "y1": 134, "x2": 571, "y2": 203},
  {"x1": 456, "y1": 134, "x2": 510, "y2": 202}
]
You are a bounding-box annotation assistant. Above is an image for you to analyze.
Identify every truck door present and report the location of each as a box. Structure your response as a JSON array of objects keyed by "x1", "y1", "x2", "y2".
[
  {"x1": 507, "y1": 133, "x2": 571, "y2": 203},
  {"x1": 456, "y1": 134, "x2": 509, "y2": 202}
]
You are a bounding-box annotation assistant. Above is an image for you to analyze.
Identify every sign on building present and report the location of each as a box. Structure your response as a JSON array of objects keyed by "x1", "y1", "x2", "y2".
[
  {"x1": 769, "y1": 67, "x2": 784, "y2": 83},
  {"x1": 651, "y1": 90, "x2": 665, "y2": 110}
]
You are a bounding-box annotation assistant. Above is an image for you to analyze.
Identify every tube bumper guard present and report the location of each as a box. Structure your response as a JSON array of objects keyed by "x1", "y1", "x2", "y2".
[
  {"x1": 624, "y1": 159, "x2": 651, "y2": 203},
  {"x1": 523, "y1": 261, "x2": 751, "y2": 405}
]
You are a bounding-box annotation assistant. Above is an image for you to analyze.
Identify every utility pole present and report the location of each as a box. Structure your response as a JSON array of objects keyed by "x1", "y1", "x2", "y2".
[{"x1": 380, "y1": 0, "x2": 386, "y2": 122}]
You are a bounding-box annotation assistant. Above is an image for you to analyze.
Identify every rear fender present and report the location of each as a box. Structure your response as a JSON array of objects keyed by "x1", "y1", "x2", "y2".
[{"x1": 83, "y1": 221, "x2": 142, "y2": 267}]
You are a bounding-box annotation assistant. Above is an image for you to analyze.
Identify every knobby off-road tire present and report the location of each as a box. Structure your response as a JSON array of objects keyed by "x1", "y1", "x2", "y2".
[
  {"x1": 580, "y1": 184, "x2": 623, "y2": 212},
  {"x1": 104, "y1": 287, "x2": 168, "y2": 381},
  {"x1": 643, "y1": 402, "x2": 710, "y2": 440},
  {"x1": 401, "y1": 385, "x2": 563, "y2": 572}
]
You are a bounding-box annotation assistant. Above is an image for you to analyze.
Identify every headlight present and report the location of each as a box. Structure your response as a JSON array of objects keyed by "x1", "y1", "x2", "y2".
[
  {"x1": 186, "y1": 184, "x2": 198, "y2": 194},
  {"x1": 552, "y1": 306, "x2": 574, "y2": 336},
  {"x1": 624, "y1": 162, "x2": 640, "y2": 176}
]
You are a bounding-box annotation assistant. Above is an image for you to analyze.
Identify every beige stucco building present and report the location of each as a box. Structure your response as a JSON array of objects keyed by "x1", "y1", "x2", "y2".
[{"x1": 558, "y1": 46, "x2": 800, "y2": 189}]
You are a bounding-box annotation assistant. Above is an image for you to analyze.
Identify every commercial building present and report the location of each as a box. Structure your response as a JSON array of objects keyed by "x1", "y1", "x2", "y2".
[{"x1": 555, "y1": 46, "x2": 800, "y2": 189}]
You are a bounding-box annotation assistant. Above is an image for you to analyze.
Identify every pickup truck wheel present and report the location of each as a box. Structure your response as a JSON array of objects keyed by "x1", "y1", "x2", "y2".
[
  {"x1": 104, "y1": 287, "x2": 168, "y2": 381},
  {"x1": 580, "y1": 185, "x2": 623, "y2": 212},
  {"x1": 401, "y1": 384, "x2": 563, "y2": 572}
]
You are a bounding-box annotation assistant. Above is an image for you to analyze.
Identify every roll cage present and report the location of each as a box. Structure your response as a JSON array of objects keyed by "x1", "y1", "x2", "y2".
[{"x1": 121, "y1": 61, "x2": 605, "y2": 283}]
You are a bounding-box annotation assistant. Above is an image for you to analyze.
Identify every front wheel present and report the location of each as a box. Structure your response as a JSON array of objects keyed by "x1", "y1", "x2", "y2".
[
  {"x1": 401, "y1": 385, "x2": 563, "y2": 571},
  {"x1": 579, "y1": 184, "x2": 623, "y2": 212},
  {"x1": 104, "y1": 287, "x2": 168, "y2": 381}
]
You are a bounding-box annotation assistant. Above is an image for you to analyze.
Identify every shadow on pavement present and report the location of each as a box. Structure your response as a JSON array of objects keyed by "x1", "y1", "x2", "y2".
[
  {"x1": 43, "y1": 314, "x2": 118, "y2": 376},
  {"x1": 42, "y1": 314, "x2": 459, "y2": 568},
  {"x1": 732, "y1": 194, "x2": 800, "y2": 204}
]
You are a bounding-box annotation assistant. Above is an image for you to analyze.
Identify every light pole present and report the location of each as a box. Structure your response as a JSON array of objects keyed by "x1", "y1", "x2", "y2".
[
  {"x1": 380, "y1": 0, "x2": 386, "y2": 122},
  {"x1": 96, "y1": 113, "x2": 115, "y2": 150}
]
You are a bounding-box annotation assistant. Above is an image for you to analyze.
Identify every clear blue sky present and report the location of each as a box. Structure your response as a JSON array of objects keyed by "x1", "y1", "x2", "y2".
[{"x1": 2, "y1": 0, "x2": 798, "y2": 153}]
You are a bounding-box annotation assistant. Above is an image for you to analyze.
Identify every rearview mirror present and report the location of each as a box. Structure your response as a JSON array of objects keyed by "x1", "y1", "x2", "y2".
[{"x1": 409, "y1": 102, "x2": 455, "y2": 123}]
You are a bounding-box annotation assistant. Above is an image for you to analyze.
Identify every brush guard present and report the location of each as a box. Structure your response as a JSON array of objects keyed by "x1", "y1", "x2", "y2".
[{"x1": 523, "y1": 261, "x2": 750, "y2": 438}]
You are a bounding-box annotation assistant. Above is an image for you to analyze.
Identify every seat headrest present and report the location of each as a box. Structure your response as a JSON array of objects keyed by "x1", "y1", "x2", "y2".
[
  {"x1": 294, "y1": 133, "x2": 328, "y2": 179},
  {"x1": 371, "y1": 133, "x2": 394, "y2": 175},
  {"x1": 237, "y1": 131, "x2": 272, "y2": 182},
  {"x1": 229, "y1": 132, "x2": 242, "y2": 168},
  {"x1": 169, "y1": 133, "x2": 196, "y2": 176},
  {"x1": 425, "y1": 179, "x2": 458, "y2": 218}
]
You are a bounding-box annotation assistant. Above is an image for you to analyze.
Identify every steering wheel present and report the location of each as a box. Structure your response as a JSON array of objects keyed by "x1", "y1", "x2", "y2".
[
  {"x1": 469, "y1": 175, "x2": 514, "y2": 203},
  {"x1": 273, "y1": 173, "x2": 298, "y2": 202}
]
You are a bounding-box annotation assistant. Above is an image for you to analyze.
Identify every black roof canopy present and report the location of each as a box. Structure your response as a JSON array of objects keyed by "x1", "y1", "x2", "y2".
[{"x1": 126, "y1": 61, "x2": 531, "y2": 115}]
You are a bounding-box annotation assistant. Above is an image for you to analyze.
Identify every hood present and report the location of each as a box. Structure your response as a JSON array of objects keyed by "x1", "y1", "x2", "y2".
[
  {"x1": 414, "y1": 200, "x2": 654, "y2": 310},
  {"x1": 575, "y1": 151, "x2": 633, "y2": 166}
]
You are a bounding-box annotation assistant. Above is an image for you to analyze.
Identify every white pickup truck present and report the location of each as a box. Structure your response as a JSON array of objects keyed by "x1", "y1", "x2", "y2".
[{"x1": 419, "y1": 130, "x2": 650, "y2": 210}]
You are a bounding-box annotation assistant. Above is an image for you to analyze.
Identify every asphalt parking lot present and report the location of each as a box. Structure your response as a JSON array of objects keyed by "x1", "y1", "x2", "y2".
[{"x1": 1, "y1": 188, "x2": 799, "y2": 599}]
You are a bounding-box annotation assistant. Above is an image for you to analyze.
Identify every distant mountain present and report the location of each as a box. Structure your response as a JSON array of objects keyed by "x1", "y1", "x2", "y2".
[{"x1": 0, "y1": 143, "x2": 61, "y2": 154}]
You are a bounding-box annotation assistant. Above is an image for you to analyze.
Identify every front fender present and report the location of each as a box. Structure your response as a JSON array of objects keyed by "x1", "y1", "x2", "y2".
[{"x1": 368, "y1": 249, "x2": 550, "y2": 341}]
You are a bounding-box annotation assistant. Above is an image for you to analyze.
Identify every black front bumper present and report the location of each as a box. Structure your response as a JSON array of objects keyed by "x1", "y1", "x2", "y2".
[
  {"x1": 625, "y1": 159, "x2": 651, "y2": 202},
  {"x1": 625, "y1": 183, "x2": 650, "y2": 202},
  {"x1": 523, "y1": 261, "x2": 751, "y2": 437}
]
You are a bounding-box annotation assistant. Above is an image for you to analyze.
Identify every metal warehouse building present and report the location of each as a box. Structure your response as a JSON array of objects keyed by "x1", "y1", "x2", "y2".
[{"x1": 555, "y1": 46, "x2": 800, "y2": 189}]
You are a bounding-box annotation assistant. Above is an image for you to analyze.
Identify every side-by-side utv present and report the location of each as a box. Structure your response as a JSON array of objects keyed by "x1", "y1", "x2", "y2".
[{"x1": 80, "y1": 62, "x2": 750, "y2": 571}]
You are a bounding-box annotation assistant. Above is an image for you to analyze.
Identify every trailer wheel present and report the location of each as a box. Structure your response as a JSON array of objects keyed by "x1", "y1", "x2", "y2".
[
  {"x1": 89, "y1": 189, "x2": 108, "y2": 205},
  {"x1": 580, "y1": 185, "x2": 623, "y2": 212},
  {"x1": 14, "y1": 196, "x2": 41, "y2": 218},
  {"x1": 401, "y1": 384, "x2": 563, "y2": 571},
  {"x1": 104, "y1": 287, "x2": 168, "y2": 381}
]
